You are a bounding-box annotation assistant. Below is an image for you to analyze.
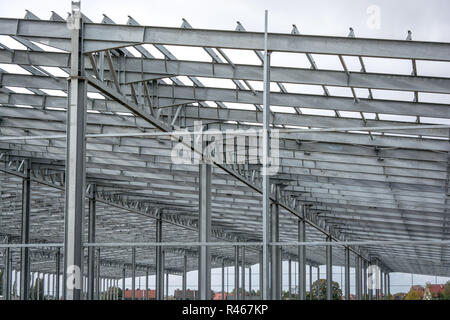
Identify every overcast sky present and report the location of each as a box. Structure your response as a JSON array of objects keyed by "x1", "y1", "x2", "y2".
[
  {"x1": 1, "y1": 0, "x2": 450, "y2": 296},
  {"x1": 1, "y1": 0, "x2": 450, "y2": 42}
]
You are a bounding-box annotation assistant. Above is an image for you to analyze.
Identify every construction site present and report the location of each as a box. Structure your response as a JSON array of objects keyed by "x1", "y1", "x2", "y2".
[{"x1": 0, "y1": 1, "x2": 449, "y2": 301}]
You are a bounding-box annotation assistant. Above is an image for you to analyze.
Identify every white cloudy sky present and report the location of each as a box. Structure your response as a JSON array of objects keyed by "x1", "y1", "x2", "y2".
[{"x1": 1, "y1": 0, "x2": 450, "y2": 296}]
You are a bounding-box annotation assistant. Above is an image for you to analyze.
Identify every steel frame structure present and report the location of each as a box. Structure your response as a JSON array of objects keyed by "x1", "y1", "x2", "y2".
[{"x1": 0, "y1": 4, "x2": 449, "y2": 300}]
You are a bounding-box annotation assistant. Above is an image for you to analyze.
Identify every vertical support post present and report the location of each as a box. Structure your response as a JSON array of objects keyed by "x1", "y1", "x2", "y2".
[
  {"x1": 363, "y1": 260, "x2": 367, "y2": 300},
  {"x1": 344, "y1": 247, "x2": 350, "y2": 300},
  {"x1": 221, "y1": 260, "x2": 225, "y2": 300},
  {"x1": 375, "y1": 260, "x2": 380, "y2": 300},
  {"x1": 316, "y1": 267, "x2": 320, "y2": 300},
  {"x1": 131, "y1": 247, "x2": 136, "y2": 300},
  {"x1": 95, "y1": 248, "x2": 100, "y2": 299},
  {"x1": 122, "y1": 267, "x2": 125, "y2": 300},
  {"x1": 379, "y1": 270, "x2": 384, "y2": 300},
  {"x1": 87, "y1": 184, "x2": 96, "y2": 300},
  {"x1": 234, "y1": 246, "x2": 239, "y2": 300},
  {"x1": 309, "y1": 264, "x2": 313, "y2": 300},
  {"x1": 249, "y1": 266, "x2": 252, "y2": 298},
  {"x1": 387, "y1": 273, "x2": 390, "y2": 300},
  {"x1": 198, "y1": 163, "x2": 211, "y2": 300},
  {"x1": 271, "y1": 186, "x2": 281, "y2": 300},
  {"x1": 20, "y1": 159, "x2": 31, "y2": 300},
  {"x1": 3, "y1": 245, "x2": 11, "y2": 300},
  {"x1": 165, "y1": 272, "x2": 169, "y2": 300},
  {"x1": 145, "y1": 268, "x2": 149, "y2": 300},
  {"x1": 356, "y1": 255, "x2": 362, "y2": 300},
  {"x1": 288, "y1": 259, "x2": 292, "y2": 298},
  {"x1": 182, "y1": 255, "x2": 187, "y2": 300},
  {"x1": 259, "y1": 251, "x2": 263, "y2": 299},
  {"x1": 261, "y1": 9, "x2": 271, "y2": 301},
  {"x1": 241, "y1": 248, "x2": 245, "y2": 300},
  {"x1": 64, "y1": 2, "x2": 87, "y2": 300},
  {"x1": 36, "y1": 273, "x2": 40, "y2": 300},
  {"x1": 326, "y1": 236, "x2": 332, "y2": 300},
  {"x1": 55, "y1": 248, "x2": 60, "y2": 300},
  {"x1": 156, "y1": 213, "x2": 164, "y2": 300},
  {"x1": 298, "y1": 206, "x2": 306, "y2": 300}
]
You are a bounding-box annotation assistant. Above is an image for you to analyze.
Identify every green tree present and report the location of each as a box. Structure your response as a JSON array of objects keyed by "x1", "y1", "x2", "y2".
[
  {"x1": 310, "y1": 279, "x2": 342, "y2": 300},
  {"x1": 405, "y1": 288, "x2": 421, "y2": 300},
  {"x1": 443, "y1": 281, "x2": 450, "y2": 300},
  {"x1": 32, "y1": 277, "x2": 44, "y2": 300}
]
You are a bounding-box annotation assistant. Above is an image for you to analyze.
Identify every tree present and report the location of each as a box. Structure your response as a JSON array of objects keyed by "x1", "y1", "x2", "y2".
[
  {"x1": 310, "y1": 279, "x2": 342, "y2": 300},
  {"x1": 444, "y1": 281, "x2": 450, "y2": 300},
  {"x1": 405, "y1": 288, "x2": 421, "y2": 300},
  {"x1": 32, "y1": 277, "x2": 44, "y2": 300}
]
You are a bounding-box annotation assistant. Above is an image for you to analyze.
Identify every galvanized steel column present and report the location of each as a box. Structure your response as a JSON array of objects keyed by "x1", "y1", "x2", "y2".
[
  {"x1": 288, "y1": 258, "x2": 292, "y2": 298},
  {"x1": 326, "y1": 236, "x2": 332, "y2": 300},
  {"x1": 363, "y1": 260, "x2": 367, "y2": 300},
  {"x1": 182, "y1": 255, "x2": 187, "y2": 300},
  {"x1": 249, "y1": 266, "x2": 252, "y2": 298},
  {"x1": 271, "y1": 186, "x2": 281, "y2": 300},
  {"x1": 122, "y1": 267, "x2": 126, "y2": 300},
  {"x1": 87, "y1": 184, "x2": 96, "y2": 300},
  {"x1": 20, "y1": 159, "x2": 31, "y2": 300},
  {"x1": 145, "y1": 268, "x2": 149, "y2": 300},
  {"x1": 309, "y1": 264, "x2": 313, "y2": 300},
  {"x1": 3, "y1": 245, "x2": 11, "y2": 300},
  {"x1": 55, "y1": 248, "x2": 60, "y2": 300},
  {"x1": 221, "y1": 260, "x2": 225, "y2": 300},
  {"x1": 241, "y1": 248, "x2": 245, "y2": 300},
  {"x1": 131, "y1": 247, "x2": 136, "y2": 300},
  {"x1": 298, "y1": 205, "x2": 306, "y2": 300},
  {"x1": 63, "y1": 3, "x2": 87, "y2": 300},
  {"x1": 234, "y1": 246, "x2": 239, "y2": 300},
  {"x1": 198, "y1": 163, "x2": 211, "y2": 300},
  {"x1": 156, "y1": 213, "x2": 164, "y2": 300},
  {"x1": 261, "y1": 9, "x2": 271, "y2": 301},
  {"x1": 344, "y1": 247, "x2": 350, "y2": 300},
  {"x1": 356, "y1": 255, "x2": 362, "y2": 300},
  {"x1": 387, "y1": 273, "x2": 390, "y2": 300}
]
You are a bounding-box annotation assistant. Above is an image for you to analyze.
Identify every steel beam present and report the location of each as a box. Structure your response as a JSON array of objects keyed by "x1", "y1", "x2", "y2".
[
  {"x1": 3, "y1": 49, "x2": 450, "y2": 95},
  {"x1": 2, "y1": 18, "x2": 450, "y2": 61},
  {"x1": 198, "y1": 163, "x2": 211, "y2": 300}
]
